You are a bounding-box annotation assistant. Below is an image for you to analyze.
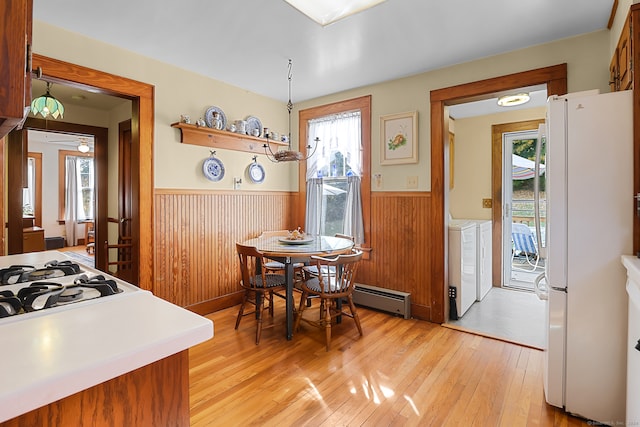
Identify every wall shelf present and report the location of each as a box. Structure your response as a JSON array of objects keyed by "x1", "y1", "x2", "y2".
[{"x1": 171, "y1": 122, "x2": 287, "y2": 155}]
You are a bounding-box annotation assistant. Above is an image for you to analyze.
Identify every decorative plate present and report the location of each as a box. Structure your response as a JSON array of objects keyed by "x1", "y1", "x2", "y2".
[
  {"x1": 204, "y1": 106, "x2": 227, "y2": 130},
  {"x1": 203, "y1": 156, "x2": 225, "y2": 182},
  {"x1": 278, "y1": 237, "x2": 314, "y2": 245},
  {"x1": 247, "y1": 162, "x2": 266, "y2": 184},
  {"x1": 245, "y1": 116, "x2": 262, "y2": 137}
]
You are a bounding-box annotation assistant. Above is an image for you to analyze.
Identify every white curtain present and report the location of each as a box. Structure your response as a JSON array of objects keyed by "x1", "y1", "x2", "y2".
[
  {"x1": 344, "y1": 176, "x2": 364, "y2": 244},
  {"x1": 65, "y1": 157, "x2": 78, "y2": 246},
  {"x1": 306, "y1": 111, "x2": 362, "y2": 180},
  {"x1": 22, "y1": 158, "x2": 35, "y2": 215},
  {"x1": 305, "y1": 178, "x2": 323, "y2": 236}
]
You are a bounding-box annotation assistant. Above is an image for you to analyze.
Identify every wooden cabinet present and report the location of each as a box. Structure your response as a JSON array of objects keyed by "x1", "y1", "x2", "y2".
[
  {"x1": 610, "y1": 11, "x2": 632, "y2": 92},
  {"x1": 0, "y1": 0, "x2": 33, "y2": 139},
  {"x1": 23, "y1": 226, "x2": 44, "y2": 252}
]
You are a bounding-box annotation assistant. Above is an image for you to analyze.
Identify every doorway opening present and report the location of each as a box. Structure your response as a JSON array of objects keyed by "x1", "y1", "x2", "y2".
[
  {"x1": 4, "y1": 54, "x2": 154, "y2": 288},
  {"x1": 431, "y1": 64, "x2": 566, "y2": 347}
]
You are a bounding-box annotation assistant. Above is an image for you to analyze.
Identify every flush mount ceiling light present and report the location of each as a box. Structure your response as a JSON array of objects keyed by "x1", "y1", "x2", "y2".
[
  {"x1": 284, "y1": 0, "x2": 387, "y2": 26},
  {"x1": 264, "y1": 59, "x2": 318, "y2": 163},
  {"x1": 497, "y1": 93, "x2": 531, "y2": 107},
  {"x1": 30, "y1": 82, "x2": 65, "y2": 119},
  {"x1": 77, "y1": 138, "x2": 90, "y2": 153}
]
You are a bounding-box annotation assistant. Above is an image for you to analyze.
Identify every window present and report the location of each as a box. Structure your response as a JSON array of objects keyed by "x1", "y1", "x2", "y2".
[
  {"x1": 75, "y1": 156, "x2": 95, "y2": 220},
  {"x1": 58, "y1": 150, "x2": 95, "y2": 221},
  {"x1": 22, "y1": 152, "x2": 42, "y2": 226},
  {"x1": 307, "y1": 111, "x2": 362, "y2": 238},
  {"x1": 23, "y1": 157, "x2": 35, "y2": 217},
  {"x1": 300, "y1": 96, "x2": 371, "y2": 245}
]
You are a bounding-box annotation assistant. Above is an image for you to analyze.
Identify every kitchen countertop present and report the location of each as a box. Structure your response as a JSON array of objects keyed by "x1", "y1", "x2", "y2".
[{"x1": 0, "y1": 252, "x2": 214, "y2": 423}]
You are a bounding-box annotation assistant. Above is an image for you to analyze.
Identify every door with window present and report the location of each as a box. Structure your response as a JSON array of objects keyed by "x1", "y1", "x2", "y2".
[{"x1": 501, "y1": 129, "x2": 546, "y2": 289}]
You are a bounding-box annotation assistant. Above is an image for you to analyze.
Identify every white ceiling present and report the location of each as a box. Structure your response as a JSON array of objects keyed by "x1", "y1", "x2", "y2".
[{"x1": 32, "y1": 0, "x2": 614, "y2": 104}]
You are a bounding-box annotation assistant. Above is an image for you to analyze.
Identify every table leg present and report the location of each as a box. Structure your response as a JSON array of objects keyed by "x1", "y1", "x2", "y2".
[{"x1": 285, "y1": 257, "x2": 294, "y2": 340}]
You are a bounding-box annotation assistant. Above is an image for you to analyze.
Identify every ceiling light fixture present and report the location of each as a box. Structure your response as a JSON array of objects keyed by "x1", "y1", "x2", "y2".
[
  {"x1": 284, "y1": 0, "x2": 386, "y2": 26},
  {"x1": 77, "y1": 139, "x2": 90, "y2": 153},
  {"x1": 264, "y1": 59, "x2": 318, "y2": 163},
  {"x1": 30, "y1": 82, "x2": 65, "y2": 119},
  {"x1": 497, "y1": 93, "x2": 531, "y2": 107}
]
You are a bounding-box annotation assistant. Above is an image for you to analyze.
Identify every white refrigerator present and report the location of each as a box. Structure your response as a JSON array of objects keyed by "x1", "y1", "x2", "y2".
[{"x1": 540, "y1": 90, "x2": 632, "y2": 424}]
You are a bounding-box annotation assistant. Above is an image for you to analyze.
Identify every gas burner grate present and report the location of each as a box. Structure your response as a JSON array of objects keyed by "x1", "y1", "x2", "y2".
[
  {"x1": 0, "y1": 275, "x2": 122, "y2": 318},
  {"x1": 0, "y1": 260, "x2": 83, "y2": 285}
]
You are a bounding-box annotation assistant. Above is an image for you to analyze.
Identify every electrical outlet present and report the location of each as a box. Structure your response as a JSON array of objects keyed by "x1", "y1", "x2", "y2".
[
  {"x1": 233, "y1": 177, "x2": 242, "y2": 190},
  {"x1": 374, "y1": 173, "x2": 383, "y2": 189},
  {"x1": 482, "y1": 198, "x2": 492, "y2": 208},
  {"x1": 407, "y1": 176, "x2": 418, "y2": 189}
]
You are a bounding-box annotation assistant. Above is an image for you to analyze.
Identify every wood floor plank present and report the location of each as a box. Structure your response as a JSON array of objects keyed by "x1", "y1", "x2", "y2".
[{"x1": 189, "y1": 301, "x2": 589, "y2": 426}]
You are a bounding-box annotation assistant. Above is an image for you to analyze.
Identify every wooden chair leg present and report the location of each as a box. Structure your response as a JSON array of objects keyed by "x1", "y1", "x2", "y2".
[
  {"x1": 268, "y1": 291, "x2": 274, "y2": 317},
  {"x1": 255, "y1": 292, "x2": 264, "y2": 345},
  {"x1": 235, "y1": 290, "x2": 249, "y2": 330},
  {"x1": 323, "y1": 299, "x2": 332, "y2": 351},
  {"x1": 294, "y1": 291, "x2": 308, "y2": 332},
  {"x1": 347, "y1": 296, "x2": 363, "y2": 336}
]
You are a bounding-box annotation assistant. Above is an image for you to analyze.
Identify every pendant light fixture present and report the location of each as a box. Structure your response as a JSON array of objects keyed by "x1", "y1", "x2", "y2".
[
  {"x1": 31, "y1": 82, "x2": 65, "y2": 119},
  {"x1": 263, "y1": 59, "x2": 318, "y2": 163}
]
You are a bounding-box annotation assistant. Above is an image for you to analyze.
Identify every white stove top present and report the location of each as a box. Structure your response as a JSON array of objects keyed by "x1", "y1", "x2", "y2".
[{"x1": 0, "y1": 250, "x2": 139, "y2": 324}]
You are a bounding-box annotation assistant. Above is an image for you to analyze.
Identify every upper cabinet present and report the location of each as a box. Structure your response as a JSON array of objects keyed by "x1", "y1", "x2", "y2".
[
  {"x1": 610, "y1": 10, "x2": 632, "y2": 92},
  {"x1": 0, "y1": 0, "x2": 33, "y2": 139}
]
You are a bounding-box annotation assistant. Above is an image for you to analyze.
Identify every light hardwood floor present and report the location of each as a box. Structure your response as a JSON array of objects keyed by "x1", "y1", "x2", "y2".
[{"x1": 189, "y1": 301, "x2": 588, "y2": 426}]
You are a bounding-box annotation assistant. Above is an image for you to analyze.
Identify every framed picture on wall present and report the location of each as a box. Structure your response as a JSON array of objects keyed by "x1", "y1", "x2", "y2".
[{"x1": 380, "y1": 111, "x2": 418, "y2": 165}]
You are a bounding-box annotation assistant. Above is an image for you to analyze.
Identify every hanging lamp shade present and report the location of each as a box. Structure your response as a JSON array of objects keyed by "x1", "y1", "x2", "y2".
[{"x1": 31, "y1": 82, "x2": 65, "y2": 119}]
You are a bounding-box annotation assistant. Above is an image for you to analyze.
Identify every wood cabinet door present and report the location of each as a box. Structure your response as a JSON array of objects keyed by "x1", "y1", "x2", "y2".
[
  {"x1": 618, "y1": 15, "x2": 632, "y2": 91},
  {"x1": 0, "y1": 0, "x2": 32, "y2": 139},
  {"x1": 610, "y1": 51, "x2": 619, "y2": 92}
]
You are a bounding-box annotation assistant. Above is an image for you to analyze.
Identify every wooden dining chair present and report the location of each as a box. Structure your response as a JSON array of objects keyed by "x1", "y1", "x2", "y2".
[
  {"x1": 302, "y1": 233, "x2": 354, "y2": 279},
  {"x1": 235, "y1": 242, "x2": 287, "y2": 344},
  {"x1": 294, "y1": 249, "x2": 364, "y2": 351}
]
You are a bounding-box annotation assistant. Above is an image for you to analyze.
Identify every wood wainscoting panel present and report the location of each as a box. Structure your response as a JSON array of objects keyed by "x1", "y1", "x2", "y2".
[
  {"x1": 358, "y1": 192, "x2": 433, "y2": 319},
  {"x1": 154, "y1": 190, "x2": 294, "y2": 310}
]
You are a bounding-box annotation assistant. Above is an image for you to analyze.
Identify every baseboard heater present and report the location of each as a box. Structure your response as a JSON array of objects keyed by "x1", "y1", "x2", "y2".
[{"x1": 352, "y1": 283, "x2": 411, "y2": 319}]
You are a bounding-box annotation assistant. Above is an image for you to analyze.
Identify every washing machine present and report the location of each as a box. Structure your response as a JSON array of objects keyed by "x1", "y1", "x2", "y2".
[
  {"x1": 449, "y1": 220, "x2": 477, "y2": 317},
  {"x1": 460, "y1": 219, "x2": 493, "y2": 301}
]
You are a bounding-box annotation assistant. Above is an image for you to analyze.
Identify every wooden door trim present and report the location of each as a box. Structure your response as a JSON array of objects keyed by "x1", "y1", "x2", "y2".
[
  {"x1": 430, "y1": 64, "x2": 567, "y2": 323},
  {"x1": 31, "y1": 54, "x2": 154, "y2": 290},
  {"x1": 491, "y1": 119, "x2": 545, "y2": 287}
]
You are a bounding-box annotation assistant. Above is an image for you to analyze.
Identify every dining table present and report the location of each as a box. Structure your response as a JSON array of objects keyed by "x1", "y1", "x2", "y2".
[{"x1": 241, "y1": 234, "x2": 355, "y2": 340}]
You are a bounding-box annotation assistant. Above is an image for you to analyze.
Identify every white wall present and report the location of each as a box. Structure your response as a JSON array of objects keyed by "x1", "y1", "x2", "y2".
[
  {"x1": 297, "y1": 30, "x2": 610, "y2": 192},
  {"x1": 33, "y1": 21, "x2": 613, "y2": 194},
  {"x1": 33, "y1": 21, "x2": 294, "y2": 193},
  {"x1": 448, "y1": 107, "x2": 546, "y2": 220}
]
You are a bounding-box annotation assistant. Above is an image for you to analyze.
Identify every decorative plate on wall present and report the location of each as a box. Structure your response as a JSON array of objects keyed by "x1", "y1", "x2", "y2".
[
  {"x1": 247, "y1": 161, "x2": 265, "y2": 184},
  {"x1": 204, "y1": 106, "x2": 227, "y2": 130},
  {"x1": 203, "y1": 153, "x2": 225, "y2": 182},
  {"x1": 245, "y1": 116, "x2": 262, "y2": 137}
]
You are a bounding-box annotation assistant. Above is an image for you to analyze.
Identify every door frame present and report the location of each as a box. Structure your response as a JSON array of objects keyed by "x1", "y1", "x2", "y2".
[
  {"x1": 492, "y1": 120, "x2": 545, "y2": 287},
  {"x1": 14, "y1": 119, "x2": 108, "y2": 256},
  {"x1": 429, "y1": 64, "x2": 567, "y2": 323},
  {"x1": 30, "y1": 54, "x2": 154, "y2": 290}
]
